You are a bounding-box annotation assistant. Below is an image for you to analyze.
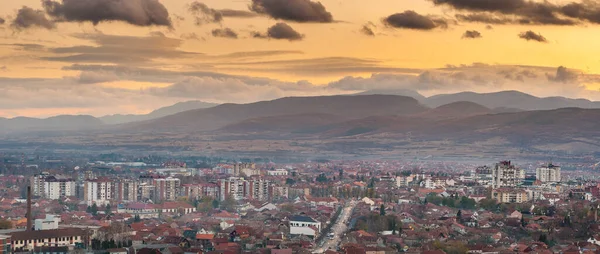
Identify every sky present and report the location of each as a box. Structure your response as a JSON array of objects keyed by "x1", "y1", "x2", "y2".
[{"x1": 1, "y1": 0, "x2": 600, "y2": 118}]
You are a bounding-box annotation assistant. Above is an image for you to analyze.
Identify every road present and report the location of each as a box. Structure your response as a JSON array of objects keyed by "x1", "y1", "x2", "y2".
[{"x1": 313, "y1": 200, "x2": 357, "y2": 253}]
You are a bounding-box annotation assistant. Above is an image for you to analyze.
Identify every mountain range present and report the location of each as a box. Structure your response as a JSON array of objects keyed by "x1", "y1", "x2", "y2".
[
  {"x1": 2, "y1": 91, "x2": 600, "y2": 155},
  {"x1": 99, "y1": 100, "x2": 219, "y2": 124}
]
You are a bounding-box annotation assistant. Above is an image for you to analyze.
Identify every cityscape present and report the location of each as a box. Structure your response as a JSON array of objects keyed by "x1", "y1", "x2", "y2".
[{"x1": 3, "y1": 0, "x2": 600, "y2": 253}]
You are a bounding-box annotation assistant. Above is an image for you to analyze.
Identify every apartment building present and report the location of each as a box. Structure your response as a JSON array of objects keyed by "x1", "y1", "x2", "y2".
[
  {"x1": 492, "y1": 188, "x2": 528, "y2": 203},
  {"x1": 153, "y1": 177, "x2": 180, "y2": 201},
  {"x1": 492, "y1": 161, "x2": 524, "y2": 189},
  {"x1": 84, "y1": 178, "x2": 113, "y2": 205},
  {"x1": 536, "y1": 163, "x2": 561, "y2": 183}
]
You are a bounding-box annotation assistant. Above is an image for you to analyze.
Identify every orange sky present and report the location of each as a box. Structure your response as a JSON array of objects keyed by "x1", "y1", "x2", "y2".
[{"x1": 1, "y1": 0, "x2": 600, "y2": 117}]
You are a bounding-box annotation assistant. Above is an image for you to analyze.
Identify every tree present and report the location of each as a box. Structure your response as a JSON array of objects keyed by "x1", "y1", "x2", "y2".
[
  {"x1": 521, "y1": 217, "x2": 527, "y2": 227},
  {"x1": 105, "y1": 204, "x2": 112, "y2": 215},
  {"x1": 133, "y1": 215, "x2": 141, "y2": 222},
  {"x1": 211, "y1": 199, "x2": 220, "y2": 209},
  {"x1": 285, "y1": 178, "x2": 296, "y2": 185},
  {"x1": 380, "y1": 204, "x2": 386, "y2": 216},
  {"x1": 91, "y1": 203, "x2": 98, "y2": 216},
  {"x1": 539, "y1": 234, "x2": 548, "y2": 244},
  {"x1": 316, "y1": 173, "x2": 328, "y2": 183},
  {"x1": 457, "y1": 210, "x2": 462, "y2": 219},
  {"x1": 339, "y1": 169, "x2": 344, "y2": 180},
  {"x1": 0, "y1": 219, "x2": 12, "y2": 229},
  {"x1": 221, "y1": 195, "x2": 237, "y2": 212}
]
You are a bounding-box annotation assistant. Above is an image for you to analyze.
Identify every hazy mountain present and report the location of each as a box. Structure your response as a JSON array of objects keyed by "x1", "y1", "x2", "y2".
[
  {"x1": 424, "y1": 90, "x2": 600, "y2": 110},
  {"x1": 416, "y1": 101, "x2": 491, "y2": 119},
  {"x1": 0, "y1": 115, "x2": 103, "y2": 133},
  {"x1": 355, "y1": 89, "x2": 427, "y2": 101},
  {"x1": 100, "y1": 100, "x2": 218, "y2": 124},
  {"x1": 128, "y1": 95, "x2": 429, "y2": 132}
]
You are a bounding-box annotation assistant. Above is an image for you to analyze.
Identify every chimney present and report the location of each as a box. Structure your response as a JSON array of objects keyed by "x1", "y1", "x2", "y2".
[{"x1": 26, "y1": 186, "x2": 32, "y2": 231}]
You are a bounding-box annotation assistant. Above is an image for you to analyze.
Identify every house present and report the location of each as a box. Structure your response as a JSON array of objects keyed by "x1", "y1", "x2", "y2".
[{"x1": 289, "y1": 215, "x2": 321, "y2": 238}]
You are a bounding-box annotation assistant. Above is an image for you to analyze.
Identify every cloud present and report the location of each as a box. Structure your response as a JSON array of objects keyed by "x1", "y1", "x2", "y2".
[
  {"x1": 361, "y1": 23, "x2": 375, "y2": 36},
  {"x1": 455, "y1": 13, "x2": 513, "y2": 24},
  {"x1": 212, "y1": 28, "x2": 238, "y2": 39},
  {"x1": 253, "y1": 23, "x2": 304, "y2": 41},
  {"x1": 11, "y1": 6, "x2": 56, "y2": 30},
  {"x1": 219, "y1": 9, "x2": 259, "y2": 18},
  {"x1": 250, "y1": 0, "x2": 333, "y2": 23},
  {"x1": 0, "y1": 17, "x2": 5, "y2": 25},
  {"x1": 41, "y1": 33, "x2": 198, "y2": 64},
  {"x1": 41, "y1": 0, "x2": 172, "y2": 27},
  {"x1": 462, "y1": 30, "x2": 482, "y2": 39},
  {"x1": 486, "y1": 24, "x2": 493, "y2": 29},
  {"x1": 547, "y1": 66, "x2": 578, "y2": 83},
  {"x1": 383, "y1": 11, "x2": 448, "y2": 30},
  {"x1": 181, "y1": 33, "x2": 204, "y2": 41},
  {"x1": 188, "y1": 1, "x2": 222, "y2": 25},
  {"x1": 518, "y1": 30, "x2": 547, "y2": 42},
  {"x1": 430, "y1": 0, "x2": 600, "y2": 26}
]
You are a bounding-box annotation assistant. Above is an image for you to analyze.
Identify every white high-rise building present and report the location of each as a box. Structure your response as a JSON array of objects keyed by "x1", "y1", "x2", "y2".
[
  {"x1": 492, "y1": 161, "x2": 524, "y2": 188},
  {"x1": 44, "y1": 178, "x2": 76, "y2": 200},
  {"x1": 536, "y1": 163, "x2": 561, "y2": 182},
  {"x1": 84, "y1": 178, "x2": 113, "y2": 205},
  {"x1": 219, "y1": 177, "x2": 247, "y2": 201}
]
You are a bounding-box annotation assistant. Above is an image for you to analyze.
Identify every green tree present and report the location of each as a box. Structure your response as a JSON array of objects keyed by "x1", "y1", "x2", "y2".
[
  {"x1": 380, "y1": 204, "x2": 386, "y2": 216},
  {"x1": 212, "y1": 199, "x2": 220, "y2": 209},
  {"x1": 133, "y1": 215, "x2": 141, "y2": 222},
  {"x1": 285, "y1": 178, "x2": 296, "y2": 185},
  {"x1": 91, "y1": 203, "x2": 98, "y2": 216},
  {"x1": 457, "y1": 209, "x2": 462, "y2": 219},
  {"x1": 105, "y1": 204, "x2": 112, "y2": 215},
  {"x1": 221, "y1": 194, "x2": 237, "y2": 212}
]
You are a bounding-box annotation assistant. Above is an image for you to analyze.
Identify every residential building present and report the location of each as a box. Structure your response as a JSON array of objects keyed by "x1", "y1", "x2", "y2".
[
  {"x1": 492, "y1": 188, "x2": 528, "y2": 203},
  {"x1": 474, "y1": 166, "x2": 493, "y2": 186},
  {"x1": 114, "y1": 179, "x2": 138, "y2": 202},
  {"x1": 233, "y1": 163, "x2": 256, "y2": 176},
  {"x1": 182, "y1": 184, "x2": 203, "y2": 200},
  {"x1": 84, "y1": 178, "x2": 114, "y2": 205},
  {"x1": 137, "y1": 183, "x2": 155, "y2": 202},
  {"x1": 247, "y1": 178, "x2": 271, "y2": 201},
  {"x1": 153, "y1": 177, "x2": 180, "y2": 201},
  {"x1": 536, "y1": 163, "x2": 561, "y2": 183},
  {"x1": 219, "y1": 177, "x2": 246, "y2": 201},
  {"x1": 492, "y1": 161, "x2": 524, "y2": 189},
  {"x1": 43, "y1": 177, "x2": 76, "y2": 200}
]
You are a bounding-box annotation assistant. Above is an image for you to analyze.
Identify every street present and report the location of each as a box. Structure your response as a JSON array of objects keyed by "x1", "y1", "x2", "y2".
[{"x1": 313, "y1": 200, "x2": 357, "y2": 253}]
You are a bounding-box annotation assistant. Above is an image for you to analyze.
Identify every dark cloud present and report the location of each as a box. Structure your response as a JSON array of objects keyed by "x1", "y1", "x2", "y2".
[
  {"x1": 547, "y1": 66, "x2": 578, "y2": 83},
  {"x1": 431, "y1": 0, "x2": 597, "y2": 26},
  {"x1": 383, "y1": 11, "x2": 448, "y2": 30},
  {"x1": 250, "y1": 0, "x2": 333, "y2": 23},
  {"x1": 486, "y1": 24, "x2": 493, "y2": 29},
  {"x1": 518, "y1": 30, "x2": 547, "y2": 42},
  {"x1": 266, "y1": 23, "x2": 304, "y2": 41},
  {"x1": 188, "y1": 1, "x2": 222, "y2": 25},
  {"x1": 219, "y1": 9, "x2": 260, "y2": 18},
  {"x1": 181, "y1": 33, "x2": 204, "y2": 41},
  {"x1": 462, "y1": 30, "x2": 482, "y2": 39},
  {"x1": 1, "y1": 43, "x2": 46, "y2": 51},
  {"x1": 0, "y1": 17, "x2": 5, "y2": 25},
  {"x1": 11, "y1": 6, "x2": 56, "y2": 30},
  {"x1": 212, "y1": 28, "x2": 238, "y2": 39},
  {"x1": 361, "y1": 23, "x2": 375, "y2": 36},
  {"x1": 41, "y1": 0, "x2": 172, "y2": 27},
  {"x1": 455, "y1": 13, "x2": 513, "y2": 24}
]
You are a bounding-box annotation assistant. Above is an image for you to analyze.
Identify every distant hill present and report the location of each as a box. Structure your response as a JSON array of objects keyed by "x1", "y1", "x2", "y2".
[
  {"x1": 128, "y1": 95, "x2": 429, "y2": 132},
  {"x1": 416, "y1": 101, "x2": 491, "y2": 119},
  {"x1": 355, "y1": 89, "x2": 427, "y2": 101},
  {"x1": 220, "y1": 113, "x2": 347, "y2": 133},
  {"x1": 100, "y1": 100, "x2": 218, "y2": 124},
  {"x1": 0, "y1": 115, "x2": 103, "y2": 133},
  {"x1": 424, "y1": 91, "x2": 600, "y2": 110}
]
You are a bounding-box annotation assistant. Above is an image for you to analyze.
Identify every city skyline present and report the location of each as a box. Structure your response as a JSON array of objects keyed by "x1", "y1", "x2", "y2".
[{"x1": 2, "y1": 0, "x2": 600, "y2": 117}]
